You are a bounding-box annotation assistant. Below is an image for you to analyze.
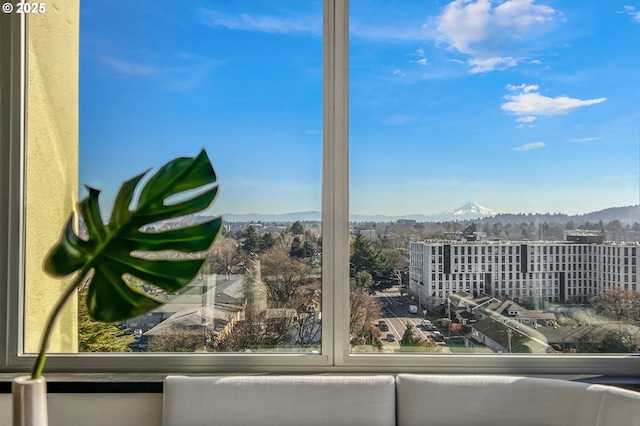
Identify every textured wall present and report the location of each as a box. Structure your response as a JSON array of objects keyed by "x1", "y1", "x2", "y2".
[{"x1": 24, "y1": 1, "x2": 80, "y2": 353}]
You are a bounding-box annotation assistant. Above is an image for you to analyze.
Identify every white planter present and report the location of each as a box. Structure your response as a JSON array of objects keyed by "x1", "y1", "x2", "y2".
[{"x1": 12, "y1": 375, "x2": 48, "y2": 426}]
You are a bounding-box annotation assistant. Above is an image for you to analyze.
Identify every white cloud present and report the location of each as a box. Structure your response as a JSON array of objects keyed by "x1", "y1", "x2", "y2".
[
  {"x1": 101, "y1": 55, "x2": 219, "y2": 93},
  {"x1": 569, "y1": 137, "x2": 603, "y2": 143},
  {"x1": 469, "y1": 56, "x2": 518, "y2": 73},
  {"x1": 428, "y1": 0, "x2": 557, "y2": 73},
  {"x1": 101, "y1": 57, "x2": 156, "y2": 76},
  {"x1": 512, "y1": 142, "x2": 545, "y2": 151},
  {"x1": 516, "y1": 116, "x2": 537, "y2": 123},
  {"x1": 393, "y1": 69, "x2": 407, "y2": 77},
  {"x1": 200, "y1": 9, "x2": 321, "y2": 36},
  {"x1": 502, "y1": 84, "x2": 606, "y2": 118},
  {"x1": 624, "y1": 6, "x2": 640, "y2": 23},
  {"x1": 412, "y1": 47, "x2": 430, "y2": 66}
]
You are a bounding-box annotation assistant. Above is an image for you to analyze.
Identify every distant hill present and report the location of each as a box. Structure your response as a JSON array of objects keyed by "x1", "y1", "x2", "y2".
[
  {"x1": 221, "y1": 202, "x2": 500, "y2": 223},
  {"x1": 221, "y1": 211, "x2": 321, "y2": 223},
  {"x1": 483, "y1": 205, "x2": 639, "y2": 225},
  {"x1": 219, "y1": 203, "x2": 639, "y2": 225}
]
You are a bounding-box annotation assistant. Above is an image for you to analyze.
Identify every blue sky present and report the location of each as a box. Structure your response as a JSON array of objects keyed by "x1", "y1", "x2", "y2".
[{"x1": 79, "y1": 1, "x2": 640, "y2": 217}]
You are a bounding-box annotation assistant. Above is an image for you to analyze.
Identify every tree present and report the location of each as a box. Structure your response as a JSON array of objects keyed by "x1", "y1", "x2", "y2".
[
  {"x1": 605, "y1": 219, "x2": 624, "y2": 232},
  {"x1": 214, "y1": 312, "x2": 286, "y2": 352},
  {"x1": 350, "y1": 234, "x2": 393, "y2": 284},
  {"x1": 577, "y1": 323, "x2": 640, "y2": 353},
  {"x1": 349, "y1": 286, "x2": 382, "y2": 347},
  {"x1": 290, "y1": 237, "x2": 316, "y2": 258},
  {"x1": 350, "y1": 271, "x2": 373, "y2": 289},
  {"x1": 399, "y1": 323, "x2": 440, "y2": 351},
  {"x1": 78, "y1": 289, "x2": 134, "y2": 352},
  {"x1": 590, "y1": 290, "x2": 640, "y2": 322},
  {"x1": 463, "y1": 222, "x2": 477, "y2": 236},
  {"x1": 148, "y1": 327, "x2": 209, "y2": 352},
  {"x1": 290, "y1": 221, "x2": 304, "y2": 235},
  {"x1": 400, "y1": 323, "x2": 420, "y2": 346},
  {"x1": 205, "y1": 235, "x2": 241, "y2": 274},
  {"x1": 241, "y1": 225, "x2": 261, "y2": 254},
  {"x1": 260, "y1": 233, "x2": 277, "y2": 252},
  {"x1": 261, "y1": 246, "x2": 312, "y2": 308}
]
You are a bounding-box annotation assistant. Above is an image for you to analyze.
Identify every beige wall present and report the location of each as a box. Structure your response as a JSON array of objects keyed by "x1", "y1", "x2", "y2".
[{"x1": 24, "y1": 1, "x2": 80, "y2": 353}]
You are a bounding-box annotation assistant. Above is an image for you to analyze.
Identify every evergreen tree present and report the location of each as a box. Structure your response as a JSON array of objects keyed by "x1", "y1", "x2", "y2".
[
  {"x1": 241, "y1": 225, "x2": 261, "y2": 253},
  {"x1": 259, "y1": 233, "x2": 276, "y2": 252},
  {"x1": 290, "y1": 221, "x2": 304, "y2": 235},
  {"x1": 78, "y1": 289, "x2": 134, "y2": 352},
  {"x1": 350, "y1": 234, "x2": 393, "y2": 284},
  {"x1": 350, "y1": 271, "x2": 373, "y2": 289}
]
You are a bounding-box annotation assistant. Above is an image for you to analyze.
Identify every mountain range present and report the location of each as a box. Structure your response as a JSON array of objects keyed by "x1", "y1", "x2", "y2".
[
  {"x1": 221, "y1": 202, "x2": 500, "y2": 223},
  {"x1": 217, "y1": 203, "x2": 640, "y2": 224}
]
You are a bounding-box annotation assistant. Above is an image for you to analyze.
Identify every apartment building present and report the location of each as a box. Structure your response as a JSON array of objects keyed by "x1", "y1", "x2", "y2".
[{"x1": 409, "y1": 240, "x2": 639, "y2": 308}]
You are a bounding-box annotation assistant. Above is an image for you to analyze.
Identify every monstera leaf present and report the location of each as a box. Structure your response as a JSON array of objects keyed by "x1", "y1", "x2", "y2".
[{"x1": 43, "y1": 149, "x2": 221, "y2": 322}]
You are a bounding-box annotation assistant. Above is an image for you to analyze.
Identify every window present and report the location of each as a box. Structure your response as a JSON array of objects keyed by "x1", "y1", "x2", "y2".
[{"x1": 2, "y1": 0, "x2": 640, "y2": 376}]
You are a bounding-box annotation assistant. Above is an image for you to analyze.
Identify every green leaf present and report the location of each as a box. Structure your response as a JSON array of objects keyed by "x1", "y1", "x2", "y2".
[{"x1": 43, "y1": 150, "x2": 222, "y2": 322}]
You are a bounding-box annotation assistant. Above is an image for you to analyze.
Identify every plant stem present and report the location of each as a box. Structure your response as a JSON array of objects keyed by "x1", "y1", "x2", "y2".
[{"x1": 31, "y1": 273, "x2": 84, "y2": 379}]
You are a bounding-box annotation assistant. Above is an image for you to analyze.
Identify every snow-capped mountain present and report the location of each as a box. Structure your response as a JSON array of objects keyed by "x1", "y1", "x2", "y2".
[{"x1": 438, "y1": 202, "x2": 500, "y2": 218}]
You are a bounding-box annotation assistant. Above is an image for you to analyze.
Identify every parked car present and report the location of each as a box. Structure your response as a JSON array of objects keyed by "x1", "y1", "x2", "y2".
[
  {"x1": 432, "y1": 331, "x2": 445, "y2": 342},
  {"x1": 386, "y1": 333, "x2": 395, "y2": 342},
  {"x1": 408, "y1": 305, "x2": 418, "y2": 314}
]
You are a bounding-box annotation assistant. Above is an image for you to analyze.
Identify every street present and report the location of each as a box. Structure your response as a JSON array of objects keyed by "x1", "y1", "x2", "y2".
[{"x1": 374, "y1": 287, "x2": 437, "y2": 351}]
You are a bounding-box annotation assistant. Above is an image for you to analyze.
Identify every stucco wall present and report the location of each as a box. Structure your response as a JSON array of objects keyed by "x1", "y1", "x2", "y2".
[{"x1": 24, "y1": 1, "x2": 80, "y2": 353}]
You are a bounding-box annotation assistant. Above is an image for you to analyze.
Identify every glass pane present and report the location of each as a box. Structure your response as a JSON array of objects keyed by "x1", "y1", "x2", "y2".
[
  {"x1": 25, "y1": 0, "x2": 322, "y2": 354},
  {"x1": 350, "y1": 0, "x2": 640, "y2": 354}
]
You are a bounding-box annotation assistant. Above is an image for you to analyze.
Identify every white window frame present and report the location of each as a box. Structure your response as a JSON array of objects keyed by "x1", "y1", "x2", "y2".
[{"x1": 2, "y1": 0, "x2": 640, "y2": 377}]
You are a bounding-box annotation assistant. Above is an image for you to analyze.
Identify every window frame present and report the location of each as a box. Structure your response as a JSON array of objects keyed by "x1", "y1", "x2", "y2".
[{"x1": 2, "y1": 0, "x2": 640, "y2": 377}]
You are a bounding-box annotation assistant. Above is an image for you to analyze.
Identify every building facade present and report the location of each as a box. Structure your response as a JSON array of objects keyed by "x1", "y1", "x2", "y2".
[{"x1": 409, "y1": 240, "x2": 639, "y2": 308}]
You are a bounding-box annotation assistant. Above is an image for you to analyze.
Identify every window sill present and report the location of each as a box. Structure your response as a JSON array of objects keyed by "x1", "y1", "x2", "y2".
[{"x1": 1, "y1": 372, "x2": 639, "y2": 393}]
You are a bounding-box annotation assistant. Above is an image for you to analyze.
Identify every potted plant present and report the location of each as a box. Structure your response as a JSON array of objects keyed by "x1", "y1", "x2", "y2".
[{"x1": 13, "y1": 150, "x2": 222, "y2": 426}]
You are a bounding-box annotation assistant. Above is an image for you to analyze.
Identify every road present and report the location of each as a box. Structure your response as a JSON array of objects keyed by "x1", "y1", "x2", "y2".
[{"x1": 374, "y1": 287, "x2": 434, "y2": 351}]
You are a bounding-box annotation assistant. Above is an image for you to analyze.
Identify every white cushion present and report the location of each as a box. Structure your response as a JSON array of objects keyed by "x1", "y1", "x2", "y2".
[
  {"x1": 396, "y1": 374, "x2": 640, "y2": 426},
  {"x1": 163, "y1": 375, "x2": 396, "y2": 426}
]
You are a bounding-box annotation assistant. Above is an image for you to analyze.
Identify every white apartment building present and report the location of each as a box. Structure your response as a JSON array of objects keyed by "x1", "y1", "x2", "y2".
[{"x1": 409, "y1": 240, "x2": 639, "y2": 308}]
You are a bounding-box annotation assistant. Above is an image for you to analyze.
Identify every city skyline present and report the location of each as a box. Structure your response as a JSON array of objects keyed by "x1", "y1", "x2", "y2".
[{"x1": 79, "y1": 1, "x2": 640, "y2": 217}]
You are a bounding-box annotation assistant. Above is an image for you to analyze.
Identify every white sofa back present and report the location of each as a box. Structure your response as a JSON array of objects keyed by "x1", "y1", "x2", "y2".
[
  {"x1": 396, "y1": 374, "x2": 640, "y2": 426},
  {"x1": 163, "y1": 375, "x2": 396, "y2": 426},
  {"x1": 164, "y1": 374, "x2": 640, "y2": 426}
]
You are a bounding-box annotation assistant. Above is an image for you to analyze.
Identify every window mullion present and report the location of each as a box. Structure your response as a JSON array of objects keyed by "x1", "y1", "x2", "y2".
[{"x1": 323, "y1": 0, "x2": 349, "y2": 366}]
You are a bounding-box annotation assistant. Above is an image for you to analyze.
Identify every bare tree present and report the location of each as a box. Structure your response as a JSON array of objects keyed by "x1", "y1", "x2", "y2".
[
  {"x1": 260, "y1": 246, "x2": 312, "y2": 308},
  {"x1": 148, "y1": 327, "x2": 210, "y2": 352},
  {"x1": 590, "y1": 289, "x2": 640, "y2": 322},
  {"x1": 205, "y1": 235, "x2": 241, "y2": 274},
  {"x1": 350, "y1": 286, "x2": 382, "y2": 345}
]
